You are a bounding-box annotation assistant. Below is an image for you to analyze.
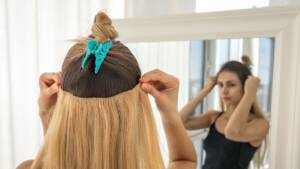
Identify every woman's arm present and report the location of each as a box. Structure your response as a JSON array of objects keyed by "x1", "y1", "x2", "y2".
[
  {"x1": 224, "y1": 76, "x2": 269, "y2": 143},
  {"x1": 16, "y1": 73, "x2": 60, "y2": 169},
  {"x1": 38, "y1": 72, "x2": 61, "y2": 135},
  {"x1": 16, "y1": 160, "x2": 33, "y2": 169},
  {"x1": 180, "y1": 76, "x2": 217, "y2": 130},
  {"x1": 161, "y1": 109, "x2": 197, "y2": 168},
  {"x1": 140, "y1": 69, "x2": 197, "y2": 169}
]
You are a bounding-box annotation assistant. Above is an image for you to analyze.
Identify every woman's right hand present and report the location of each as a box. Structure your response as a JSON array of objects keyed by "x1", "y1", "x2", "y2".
[
  {"x1": 139, "y1": 69, "x2": 179, "y2": 115},
  {"x1": 140, "y1": 69, "x2": 197, "y2": 169},
  {"x1": 203, "y1": 76, "x2": 217, "y2": 93}
]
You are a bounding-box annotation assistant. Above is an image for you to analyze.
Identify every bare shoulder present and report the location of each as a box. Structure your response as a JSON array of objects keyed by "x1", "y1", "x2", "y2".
[
  {"x1": 199, "y1": 110, "x2": 219, "y2": 126},
  {"x1": 207, "y1": 110, "x2": 220, "y2": 125},
  {"x1": 16, "y1": 160, "x2": 34, "y2": 169}
]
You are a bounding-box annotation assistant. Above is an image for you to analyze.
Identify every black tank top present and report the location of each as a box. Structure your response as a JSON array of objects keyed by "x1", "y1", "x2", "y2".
[{"x1": 202, "y1": 113, "x2": 258, "y2": 169}]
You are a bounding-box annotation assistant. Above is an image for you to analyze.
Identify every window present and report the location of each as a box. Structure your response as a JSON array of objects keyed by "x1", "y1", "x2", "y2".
[{"x1": 196, "y1": 0, "x2": 269, "y2": 13}]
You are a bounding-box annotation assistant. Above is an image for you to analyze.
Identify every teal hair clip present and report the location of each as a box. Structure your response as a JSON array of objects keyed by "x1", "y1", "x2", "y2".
[{"x1": 81, "y1": 39, "x2": 113, "y2": 74}]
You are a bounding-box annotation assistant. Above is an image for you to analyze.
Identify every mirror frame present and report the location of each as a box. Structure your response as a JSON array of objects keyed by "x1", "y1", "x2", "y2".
[{"x1": 113, "y1": 6, "x2": 300, "y2": 169}]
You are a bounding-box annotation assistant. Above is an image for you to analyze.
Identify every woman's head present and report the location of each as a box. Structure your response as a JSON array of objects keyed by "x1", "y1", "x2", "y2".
[
  {"x1": 61, "y1": 41, "x2": 141, "y2": 97},
  {"x1": 31, "y1": 12, "x2": 165, "y2": 169},
  {"x1": 216, "y1": 56, "x2": 252, "y2": 107},
  {"x1": 61, "y1": 12, "x2": 141, "y2": 98}
]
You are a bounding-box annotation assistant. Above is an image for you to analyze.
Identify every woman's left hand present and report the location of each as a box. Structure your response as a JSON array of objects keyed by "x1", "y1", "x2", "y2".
[
  {"x1": 244, "y1": 76, "x2": 260, "y2": 96},
  {"x1": 38, "y1": 72, "x2": 61, "y2": 116}
]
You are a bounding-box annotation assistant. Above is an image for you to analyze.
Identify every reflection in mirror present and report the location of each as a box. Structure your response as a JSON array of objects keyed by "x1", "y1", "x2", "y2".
[{"x1": 127, "y1": 37, "x2": 274, "y2": 169}]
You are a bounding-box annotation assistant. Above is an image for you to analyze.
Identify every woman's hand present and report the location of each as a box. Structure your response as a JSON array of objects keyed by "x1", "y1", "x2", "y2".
[
  {"x1": 244, "y1": 75, "x2": 260, "y2": 98},
  {"x1": 139, "y1": 69, "x2": 179, "y2": 114},
  {"x1": 140, "y1": 69, "x2": 197, "y2": 169},
  {"x1": 203, "y1": 76, "x2": 217, "y2": 93},
  {"x1": 38, "y1": 72, "x2": 61, "y2": 117}
]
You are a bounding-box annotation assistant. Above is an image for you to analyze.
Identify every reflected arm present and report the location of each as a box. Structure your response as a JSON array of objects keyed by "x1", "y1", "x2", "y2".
[{"x1": 179, "y1": 89, "x2": 215, "y2": 129}]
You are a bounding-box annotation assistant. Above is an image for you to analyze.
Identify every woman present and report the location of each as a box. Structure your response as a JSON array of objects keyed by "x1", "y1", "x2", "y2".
[
  {"x1": 180, "y1": 57, "x2": 269, "y2": 169},
  {"x1": 17, "y1": 12, "x2": 196, "y2": 169}
]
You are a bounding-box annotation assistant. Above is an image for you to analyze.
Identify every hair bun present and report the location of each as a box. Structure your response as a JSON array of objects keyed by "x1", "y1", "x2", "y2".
[
  {"x1": 91, "y1": 12, "x2": 118, "y2": 42},
  {"x1": 241, "y1": 55, "x2": 252, "y2": 65}
]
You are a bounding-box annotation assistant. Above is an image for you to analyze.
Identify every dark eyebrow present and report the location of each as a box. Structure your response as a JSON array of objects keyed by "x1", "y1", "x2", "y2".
[
  {"x1": 226, "y1": 80, "x2": 236, "y2": 83},
  {"x1": 217, "y1": 80, "x2": 236, "y2": 84}
]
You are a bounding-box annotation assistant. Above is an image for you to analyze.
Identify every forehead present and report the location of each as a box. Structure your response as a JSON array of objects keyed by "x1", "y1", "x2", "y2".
[{"x1": 217, "y1": 71, "x2": 240, "y2": 82}]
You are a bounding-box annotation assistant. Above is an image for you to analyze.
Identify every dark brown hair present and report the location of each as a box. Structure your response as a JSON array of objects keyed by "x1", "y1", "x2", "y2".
[
  {"x1": 60, "y1": 12, "x2": 141, "y2": 98},
  {"x1": 216, "y1": 57, "x2": 252, "y2": 88}
]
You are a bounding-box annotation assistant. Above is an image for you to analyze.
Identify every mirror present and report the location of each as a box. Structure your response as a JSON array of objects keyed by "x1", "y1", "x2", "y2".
[{"x1": 126, "y1": 37, "x2": 274, "y2": 169}]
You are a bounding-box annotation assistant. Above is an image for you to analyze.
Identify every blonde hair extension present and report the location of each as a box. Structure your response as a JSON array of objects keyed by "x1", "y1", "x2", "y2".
[{"x1": 31, "y1": 85, "x2": 165, "y2": 169}]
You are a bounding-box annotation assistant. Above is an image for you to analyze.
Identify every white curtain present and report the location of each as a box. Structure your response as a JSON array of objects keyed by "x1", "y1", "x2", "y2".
[{"x1": 0, "y1": 0, "x2": 123, "y2": 168}]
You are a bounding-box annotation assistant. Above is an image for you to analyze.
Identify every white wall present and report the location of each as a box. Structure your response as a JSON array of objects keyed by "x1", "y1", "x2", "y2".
[
  {"x1": 270, "y1": 0, "x2": 300, "y2": 6},
  {"x1": 125, "y1": 0, "x2": 196, "y2": 17}
]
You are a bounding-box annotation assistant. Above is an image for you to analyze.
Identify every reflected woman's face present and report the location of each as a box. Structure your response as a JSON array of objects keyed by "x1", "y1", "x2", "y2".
[{"x1": 217, "y1": 71, "x2": 243, "y2": 106}]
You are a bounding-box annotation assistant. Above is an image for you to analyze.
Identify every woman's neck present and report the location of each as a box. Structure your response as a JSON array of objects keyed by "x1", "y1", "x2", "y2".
[{"x1": 223, "y1": 104, "x2": 237, "y2": 118}]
